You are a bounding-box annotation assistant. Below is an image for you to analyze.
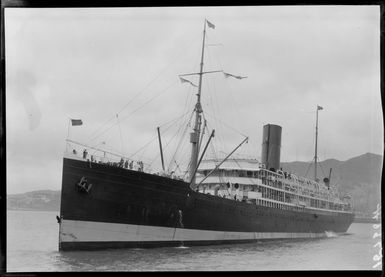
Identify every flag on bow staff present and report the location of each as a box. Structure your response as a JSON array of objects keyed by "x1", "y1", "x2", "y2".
[
  {"x1": 206, "y1": 19, "x2": 215, "y2": 29},
  {"x1": 71, "y1": 119, "x2": 83, "y2": 126},
  {"x1": 179, "y1": 76, "x2": 198, "y2": 87},
  {"x1": 317, "y1": 105, "x2": 323, "y2": 110},
  {"x1": 223, "y1": 72, "x2": 247, "y2": 80}
]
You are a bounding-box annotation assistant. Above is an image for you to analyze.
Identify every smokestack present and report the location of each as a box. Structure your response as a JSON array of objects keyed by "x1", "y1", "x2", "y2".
[{"x1": 261, "y1": 124, "x2": 282, "y2": 171}]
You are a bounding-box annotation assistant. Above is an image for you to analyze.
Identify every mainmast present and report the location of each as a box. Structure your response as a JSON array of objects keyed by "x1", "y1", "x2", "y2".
[
  {"x1": 314, "y1": 105, "x2": 323, "y2": 181},
  {"x1": 189, "y1": 20, "x2": 207, "y2": 186}
]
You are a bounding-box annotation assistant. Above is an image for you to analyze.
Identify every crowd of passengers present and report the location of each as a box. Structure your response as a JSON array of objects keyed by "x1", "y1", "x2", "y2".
[
  {"x1": 73, "y1": 148, "x2": 144, "y2": 172},
  {"x1": 215, "y1": 167, "x2": 324, "y2": 190}
]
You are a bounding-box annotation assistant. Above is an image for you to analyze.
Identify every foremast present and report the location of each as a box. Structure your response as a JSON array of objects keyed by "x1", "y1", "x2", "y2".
[
  {"x1": 189, "y1": 20, "x2": 207, "y2": 187},
  {"x1": 186, "y1": 19, "x2": 245, "y2": 187},
  {"x1": 314, "y1": 105, "x2": 323, "y2": 181}
]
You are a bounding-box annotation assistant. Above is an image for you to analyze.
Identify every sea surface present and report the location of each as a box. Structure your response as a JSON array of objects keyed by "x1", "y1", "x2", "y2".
[{"x1": 6, "y1": 210, "x2": 382, "y2": 272}]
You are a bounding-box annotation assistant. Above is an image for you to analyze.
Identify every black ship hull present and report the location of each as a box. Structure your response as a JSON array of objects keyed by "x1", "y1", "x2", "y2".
[{"x1": 59, "y1": 157, "x2": 354, "y2": 251}]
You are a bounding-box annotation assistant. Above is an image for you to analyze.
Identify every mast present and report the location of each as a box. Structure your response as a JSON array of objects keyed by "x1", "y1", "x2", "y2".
[
  {"x1": 314, "y1": 105, "x2": 322, "y2": 181},
  {"x1": 189, "y1": 20, "x2": 207, "y2": 186},
  {"x1": 157, "y1": 127, "x2": 165, "y2": 171}
]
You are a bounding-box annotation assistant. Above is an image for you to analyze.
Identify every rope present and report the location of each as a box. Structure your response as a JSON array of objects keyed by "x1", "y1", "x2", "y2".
[
  {"x1": 88, "y1": 80, "x2": 178, "y2": 143},
  {"x1": 318, "y1": 161, "x2": 327, "y2": 179},
  {"x1": 165, "y1": 111, "x2": 194, "y2": 171},
  {"x1": 304, "y1": 157, "x2": 315, "y2": 178},
  {"x1": 147, "y1": 109, "x2": 192, "y2": 169},
  {"x1": 86, "y1": 33, "x2": 200, "y2": 142},
  {"x1": 116, "y1": 114, "x2": 125, "y2": 155},
  {"x1": 204, "y1": 111, "x2": 248, "y2": 138},
  {"x1": 128, "y1": 111, "x2": 189, "y2": 160}
]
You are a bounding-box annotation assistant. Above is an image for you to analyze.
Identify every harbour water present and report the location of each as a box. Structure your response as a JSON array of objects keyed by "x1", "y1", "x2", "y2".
[{"x1": 6, "y1": 210, "x2": 381, "y2": 271}]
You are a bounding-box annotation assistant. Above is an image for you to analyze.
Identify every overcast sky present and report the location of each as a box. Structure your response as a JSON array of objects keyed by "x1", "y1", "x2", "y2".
[{"x1": 5, "y1": 6, "x2": 382, "y2": 194}]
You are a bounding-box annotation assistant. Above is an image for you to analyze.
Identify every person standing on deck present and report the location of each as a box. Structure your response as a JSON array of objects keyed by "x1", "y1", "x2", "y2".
[{"x1": 83, "y1": 149, "x2": 88, "y2": 159}]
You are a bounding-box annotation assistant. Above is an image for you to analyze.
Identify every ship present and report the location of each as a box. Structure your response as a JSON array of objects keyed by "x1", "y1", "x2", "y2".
[{"x1": 58, "y1": 19, "x2": 354, "y2": 251}]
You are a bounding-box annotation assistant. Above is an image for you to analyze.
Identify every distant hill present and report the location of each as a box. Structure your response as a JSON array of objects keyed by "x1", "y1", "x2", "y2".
[
  {"x1": 281, "y1": 152, "x2": 383, "y2": 216},
  {"x1": 7, "y1": 190, "x2": 60, "y2": 211},
  {"x1": 6, "y1": 153, "x2": 382, "y2": 215}
]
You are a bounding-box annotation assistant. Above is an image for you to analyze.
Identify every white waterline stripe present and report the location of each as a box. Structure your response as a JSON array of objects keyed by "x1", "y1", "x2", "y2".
[{"x1": 60, "y1": 219, "x2": 330, "y2": 243}]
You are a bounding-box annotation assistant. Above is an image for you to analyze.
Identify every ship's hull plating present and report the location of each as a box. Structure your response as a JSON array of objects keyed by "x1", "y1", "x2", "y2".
[{"x1": 59, "y1": 157, "x2": 354, "y2": 251}]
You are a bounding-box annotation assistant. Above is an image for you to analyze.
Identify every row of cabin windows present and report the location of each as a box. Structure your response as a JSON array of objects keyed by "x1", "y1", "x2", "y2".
[
  {"x1": 256, "y1": 199, "x2": 350, "y2": 213},
  {"x1": 202, "y1": 174, "x2": 342, "y2": 210},
  {"x1": 202, "y1": 169, "x2": 328, "y2": 198},
  {"x1": 203, "y1": 168, "x2": 325, "y2": 196},
  {"x1": 202, "y1": 168, "x2": 296, "y2": 181},
  {"x1": 255, "y1": 198, "x2": 346, "y2": 213},
  {"x1": 255, "y1": 199, "x2": 307, "y2": 212},
  {"x1": 203, "y1": 169, "x2": 328, "y2": 195},
  {"x1": 199, "y1": 183, "x2": 348, "y2": 211},
  {"x1": 203, "y1": 169, "x2": 260, "y2": 178}
]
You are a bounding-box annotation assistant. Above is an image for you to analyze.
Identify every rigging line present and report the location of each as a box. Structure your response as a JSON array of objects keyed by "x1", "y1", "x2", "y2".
[
  {"x1": 204, "y1": 111, "x2": 248, "y2": 138},
  {"x1": 213, "y1": 40, "x2": 243, "y2": 119},
  {"x1": 205, "y1": 118, "x2": 240, "y2": 161},
  {"x1": 149, "y1": 110, "x2": 192, "y2": 168},
  {"x1": 318, "y1": 161, "x2": 327, "y2": 178},
  {"x1": 87, "y1": 110, "x2": 181, "y2": 158},
  {"x1": 127, "y1": 118, "x2": 178, "y2": 160},
  {"x1": 88, "y1": 81, "x2": 177, "y2": 143},
  {"x1": 127, "y1": 137, "x2": 156, "y2": 161},
  {"x1": 88, "y1": 122, "x2": 124, "y2": 155},
  {"x1": 86, "y1": 33, "x2": 200, "y2": 142},
  {"x1": 89, "y1": 80, "x2": 178, "y2": 143},
  {"x1": 223, "y1": 76, "x2": 243, "y2": 122},
  {"x1": 206, "y1": 40, "x2": 230, "y2": 154},
  {"x1": 158, "y1": 110, "x2": 191, "y2": 129},
  {"x1": 116, "y1": 114, "x2": 125, "y2": 156},
  {"x1": 212, "y1": 46, "x2": 246, "y2": 157},
  {"x1": 167, "y1": 137, "x2": 188, "y2": 173},
  {"x1": 173, "y1": 133, "x2": 190, "y2": 170},
  {"x1": 166, "y1": 112, "x2": 194, "y2": 171},
  {"x1": 180, "y1": 85, "x2": 192, "y2": 119},
  {"x1": 148, "y1": 109, "x2": 193, "y2": 169},
  {"x1": 162, "y1": 119, "x2": 186, "y2": 151},
  {"x1": 304, "y1": 157, "x2": 316, "y2": 178},
  {"x1": 199, "y1": 111, "x2": 211, "y2": 155},
  {"x1": 183, "y1": 160, "x2": 192, "y2": 179},
  {"x1": 164, "y1": 110, "x2": 194, "y2": 170},
  {"x1": 166, "y1": 110, "x2": 191, "y2": 150},
  {"x1": 206, "y1": 123, "x2": 219, "y2": 160},
  {"x1": 204, "y1": 48, "x2": 222, "y2": 144},
  {"x1": 87, "y1": 116, "x2": 116, "y2": 144},
  {"x1": 185, "y1": 83, "x2": 195, "y2": 117},
  {"x1": 204, "y1": 81, "x2": 222, "y2": 154},
  {"x1": 209, "y1": 96, "x2": 230, "y2": 158},
  {"x1": 175, "y1": 111, "x2": 194, "y2": 169},
  {"x1": 173, "y1": 161, "x2": 183, "y2": 175}
]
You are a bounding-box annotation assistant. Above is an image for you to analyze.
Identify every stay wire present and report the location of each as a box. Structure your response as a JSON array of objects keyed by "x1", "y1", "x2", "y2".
[
  {"x1": 148, "y1": 110, "x2": 191, "y2": 167},
  {"x1": 86, "y1": 33, "x2": 200, "y2": 142},
  {"x1": 168, "y1": 111, "x2": 195, "y2": 171},
  {"x1": 89, "y1": 80, "x2": 178, "y2": 143},
  {"x1": 116, "y1": 114, "x2": 125, "y2": 155},
  {"x1": 204, "y1": 111, "x2": 248, "y2": 138},
  {"x1": 127, "y1": 111, "x2": 189, "y2": 160}
]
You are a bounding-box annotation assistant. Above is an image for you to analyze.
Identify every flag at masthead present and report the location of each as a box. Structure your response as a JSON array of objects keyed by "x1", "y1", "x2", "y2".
[{"x1": 206, "y1": 19, "x2": 215, "y2": 29}]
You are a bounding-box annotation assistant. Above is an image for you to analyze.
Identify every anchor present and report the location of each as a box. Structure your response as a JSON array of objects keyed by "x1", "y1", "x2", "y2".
[{"x1": 76, "y1": 176, "x2": 92, "y2": 193}]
